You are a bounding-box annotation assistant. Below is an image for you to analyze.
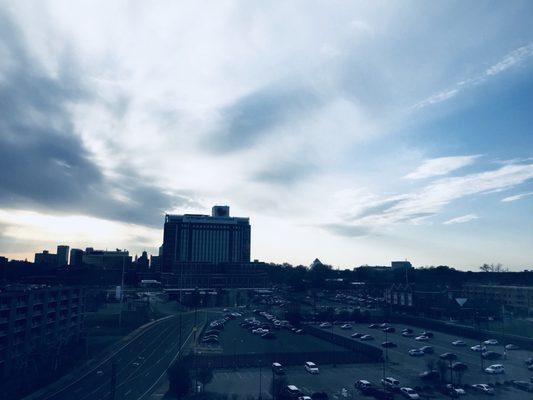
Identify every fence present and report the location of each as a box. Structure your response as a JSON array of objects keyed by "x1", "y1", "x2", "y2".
[
  {"x1": 183, "y1": 350, "x2": 370, "y2": 370},
  {"x1": 303, "y1": 325, "x2": 383, "y2": 361}
]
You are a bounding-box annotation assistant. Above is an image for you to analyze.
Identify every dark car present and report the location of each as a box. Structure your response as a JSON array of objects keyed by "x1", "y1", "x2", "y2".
[
  {"x1": 440, "y1": 352, "x2": 458, "y2": 361},
  {"x1": 512, "y1": 381, "x2": 533, "y2": 393},
  {"x1": 352, "y1": 332, "x2": 364, "y2": 338},
  {"x1": 369, "y1": 324, "x2": 379, "y2": 329},
  {"x1": 439, "y1": 384, "x2": 460, "y2": 398},
  {"x1": 419, "y1": 370, "x2": 439, "y2": 381},
  {"x1": 419, "y1": 346, "x2": 434, "y2": 354},
  {"x1": 421, "y1": 331, "x2": 434, "y2": 338},
  {"x1": 525, "y1": 357, "x2": 533, "y2": 366},
  {"x1": 382, "y1": 327, "x2": 396, "y2": 333},
  {"x1": 401, "y1": 328, "x2": 413, "y2": 334},
  {"x1": 482, "y1": 351, "x2": 502, "y2": 360},
  {"x1": 382, "y1": 341, "x2": 397, "y2": 348},
  {"x1": 262, "y1": 331, "x2": 276, "y2": 339}
]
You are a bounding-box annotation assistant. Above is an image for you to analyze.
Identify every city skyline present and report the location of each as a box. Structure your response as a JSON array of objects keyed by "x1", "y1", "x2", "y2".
[{"x1": 1, "y1": 1, "x2": 533, "y2": 269}]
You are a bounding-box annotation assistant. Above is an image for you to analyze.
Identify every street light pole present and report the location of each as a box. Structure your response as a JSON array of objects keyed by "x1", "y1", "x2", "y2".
[{"x1": 258, "y1": 361, "x2": 262, "y2": 400}]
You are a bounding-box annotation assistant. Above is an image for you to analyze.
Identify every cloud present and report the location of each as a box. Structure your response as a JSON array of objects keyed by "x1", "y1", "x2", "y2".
[
  {"x1": 405, "y1": 155, "x2": 480, "y2": 180},
  {"x1": 443, "y1": 214, "x2": 479, "y2": 225},
  {"x1": 412, "y1": 43, "x2": 533, "y2": 110},
  {"x1": 0, "y1": 8, "x2": 194, "y2": 228},
  {"x1": 501, "y1": 192, "x2": 533, "y2": 202},
  {"x1": 330, "y1": 162, "x2": 533, "y2": 231}
]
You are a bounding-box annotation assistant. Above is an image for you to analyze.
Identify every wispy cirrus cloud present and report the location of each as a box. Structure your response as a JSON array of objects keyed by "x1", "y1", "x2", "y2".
[
  {"x1": 443, "y1": 214, "x2": 478, "y2": 225},
  {"x1": 412, "y1": 43, "x2": 533, "y2": 110},
  {"x1": 501, "y1": 192, "x2": 533, "y2": 202},
  {"x1": 404, "y1": 155, "x2": 480, "y2": 180},
  {"x1": 324, "y1": 162, "x2": 533, "y2": 236}
]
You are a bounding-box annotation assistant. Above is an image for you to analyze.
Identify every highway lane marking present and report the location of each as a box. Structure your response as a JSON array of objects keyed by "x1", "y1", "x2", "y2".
[
  {"x1": 32, "y1": 314, "x2": 176, "y2": 400},
  {"x1": 76, "y1": 320, "x2": 178, "y2": 400},
  {"x1": 136, "y1": 320, "x2": 199, "y2": 400},
  {"x1": 125, "y1": 389, "x2": 132, "y2": 396}
]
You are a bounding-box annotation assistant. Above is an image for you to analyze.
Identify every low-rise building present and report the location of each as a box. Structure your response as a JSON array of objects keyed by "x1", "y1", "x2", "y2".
[{"x1": 463, "y1": 284, "x2": 533, "y2": 316}]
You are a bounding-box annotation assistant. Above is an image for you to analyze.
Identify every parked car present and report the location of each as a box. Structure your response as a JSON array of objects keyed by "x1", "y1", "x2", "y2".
[
  {"x1": 409, "y1": 349, "x2": 425, "y2": 357},
  {"x1": 382, "y1": 327, "x2": 395, "y2": 333},
  {"x1": 505, "y1": 344, "x2": 520, "y2": 350},
  {"x1": 471, "y1": 384, "x2": 494, "y2": 395},
  {"x1": 452, "y1": 340, "x2": 467, "y2": 346},
  {"x1": 414, "y1": 335, "x2": 429, "y2": 341},
  {"x1": 525, "y1": 357, "x2": 533, "y2": 366},
  {"x1": 368, "y1": 323, "x2": 379, "y2": 329},
  {"x1": 382, "y1": 341, "x2": 397, "y2": 348},
  {"x1": 419, "y1": 370, "x2": 439, "y2": 381},
  {"x1": 360, "y1": 334, "x2": 374, "y2": 341},
  {"x1": 402, "y1": 331, "x2": 414, "y2": 337},
  {"x1": 341, "y1": 324, "x2": 352, "y2": 330},
  {"x1": 305, "y1": 361, "x2": 319, "y2": 374},
  {"x1": 483, "y1": 339, "x2": 498, "y2": 345},
  {"x1": 272, "y1": 362, "x2": 284, "y2": 375},
  {"x1": 470, "y1": 344, "x2": 487, "y2": 352},
  {"x1": 482, "y1": 351, "x2": 502, "y2": 360},
  {"x1": 285, "y1": 385, "x2": 302, "y2": 399},
  {"x1": 262, "y1": 331, "x2": 276, "y2": 339},
  {"x1": 351, "y1": 332, "x2": 363, "y2": 338},
  {"x1": 319, "y1": 322, "x2": 332, "y2": 328},
  {"x1": 485, "y1": 364, "x2": 505, "y2": 374},
  {"x1": 400, "y1": 387, "x2": 419, "y2": 399},
  {"x1": 381, "y1": 377, "x2": 400, "y2": 392},
  {"x1": 440, "y1": 352, "x2": 458, "y2": 361},
  {"x1": 512, "y1": 380, "x2": 533, "y2": 393},
  {"x1": 421, "y1": 331, "x2": 434, "y2": 338},
  {"x1": 365, "y1": 387, "x2": 393, "y2": 400},
  {"x1": 401, "y1": 328, "x2": 413, "y2": 334},
  {"x1": 355, "y1": 380, "x2": 373, "y2": 391},
  {"x1": 419, "y1": 346, "x2": 434, "y2": 354}
]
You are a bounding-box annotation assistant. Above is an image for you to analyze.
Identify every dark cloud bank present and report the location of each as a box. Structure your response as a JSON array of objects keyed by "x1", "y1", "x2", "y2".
[{"x1": 0, "y1": 10, "x2": 191, "y2": 228}]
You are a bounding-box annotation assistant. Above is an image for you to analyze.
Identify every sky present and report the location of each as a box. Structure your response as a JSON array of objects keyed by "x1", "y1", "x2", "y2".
[{"x1": 0, "y1": 0, "x2": 532, "y2": 270}]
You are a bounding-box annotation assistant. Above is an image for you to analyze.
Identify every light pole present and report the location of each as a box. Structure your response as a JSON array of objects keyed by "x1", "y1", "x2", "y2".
[{"x1": 258, "y1": 360, "x2": 263, "y2": 400}]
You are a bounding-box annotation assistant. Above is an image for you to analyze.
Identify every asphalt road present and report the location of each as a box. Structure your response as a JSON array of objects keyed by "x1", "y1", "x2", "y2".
[{"x1": 28, "y1": 310, "x2": 208, "y2": 400}]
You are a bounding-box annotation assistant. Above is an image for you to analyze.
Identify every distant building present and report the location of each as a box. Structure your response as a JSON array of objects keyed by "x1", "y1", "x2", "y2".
[
  {"x1": 136, "y1": 251, "x2": 150, "y2": 271},
  {"x1": 57, "y1": 245, "x2": 69, "y2": 267},
  {"x1": 69, "y1": 248, "x2": 84, "y2": 267},
  {"x1": 34, "y1": 250, "x2": 58, "y2": 267},
  {"x1": 391, "y1": 261, "x2": 413, "y2": 270},
  {"x1": 162, "y1": 205, "x2": 251, "y2": 272},
  {"x1": 82, "y1": 248, "x2": 131, "y2": 269},
  {"x1": 463, "y1": 284, "x2": 533, "y2": 316},
  {"x1": 0, "y1": 285, "x2": 84, "y2": 380}
]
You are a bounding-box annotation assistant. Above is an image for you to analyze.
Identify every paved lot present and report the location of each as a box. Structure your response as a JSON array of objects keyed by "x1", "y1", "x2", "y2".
[
  {"x1": 208, "y1": 320, "x2": 533, "y2": 400},
  {"x1": 215, "y1": 313, "x2": 344, "y2": 355}
]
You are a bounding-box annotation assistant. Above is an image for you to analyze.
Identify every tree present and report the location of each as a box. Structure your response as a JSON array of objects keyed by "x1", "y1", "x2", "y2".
[
  {"x1": 479, "y1": 263, "x2": 508, "y2": 273},
  {"x1": 197, "y1": 366, "x2": 214, "y2": 392},
  {"x1": 168, "y1": 360, "x2": 191, "y2": 399}
]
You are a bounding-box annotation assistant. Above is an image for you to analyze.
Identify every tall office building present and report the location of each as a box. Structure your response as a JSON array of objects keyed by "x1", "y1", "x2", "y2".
[
  {"x1": 162, "y1": 205, "x2": 251, "y2": 272},
  {"x1": 69, "y1": 248, "x2": 84, "y2": 267},
  {"x1": 57, "y1": 245, "x2": 69, "y2": 267}
]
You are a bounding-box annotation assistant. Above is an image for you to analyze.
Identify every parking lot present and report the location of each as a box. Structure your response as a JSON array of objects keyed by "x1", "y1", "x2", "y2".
[
  {"x1": 207, "y1": 313, "x2": 345, "y2": 355},
  {"x1": 206, "y1": 317, "x2": 533, "y2": 400}
]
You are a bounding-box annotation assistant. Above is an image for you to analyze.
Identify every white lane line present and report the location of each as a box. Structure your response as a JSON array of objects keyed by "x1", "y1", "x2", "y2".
[{"x1": 136, "y1": 323, "x2": 197, "y2": 400}]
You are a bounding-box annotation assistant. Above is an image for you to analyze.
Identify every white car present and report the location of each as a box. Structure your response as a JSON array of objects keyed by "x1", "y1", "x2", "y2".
[
  {"x1": 408, "y1": 349, "x2": 425, "y2": 357},
  {"x1": 471, "y1": 384, "x2": 495, "y2": 395},
  {"x1": 400, "y1": 387, "x2": 420, "y2": 399},
  {"x1": 470, "y1": 344, "x2": 487, "y2": 352},
  {"x1": 319, "y1": 322, "x2": 332, "y2": 328},
  {"x1": 305, "y1": 361, "x2": 319, "y2": 374},
  {"x1": 484, "y1": 339, "x2": 498, "y2": 345},
  {"x1": 414, "y1": 335, "x2": 429, "y2": 341},
  {"x1": 340, "y1": 324, "x2": 352, "y2": 330},
  {"x1": 485, "y1": 364, "x2": 504, "y2": 374},
  {"x1": 381, "y1": 377, "x2": 400, "y2": 391},
  {"x1": 360, "y1": 334, "x2": 374, "y2": 341},
  {"x1": 452, "y1": 340, "x2": 467, "y2": 346},
  {"x1": 505, "y1": 344, "x2": 519, "y2": 350}
]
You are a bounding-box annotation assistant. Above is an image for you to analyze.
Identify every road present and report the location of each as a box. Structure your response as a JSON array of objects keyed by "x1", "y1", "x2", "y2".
[{"x1": 28, "y1": 310, "x2": 208, "y2": 400}]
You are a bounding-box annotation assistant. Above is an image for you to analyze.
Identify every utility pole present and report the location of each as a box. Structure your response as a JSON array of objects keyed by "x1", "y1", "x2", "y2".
[{"x1": 110, "y1": 360, "x2": 117, "y2": 400}]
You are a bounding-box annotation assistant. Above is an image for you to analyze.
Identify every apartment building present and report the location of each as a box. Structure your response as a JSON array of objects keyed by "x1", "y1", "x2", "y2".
[
  {"x1": 0, "y1": 285, "x2": 84, "y2": 378},
  {"x1": 463, "y1": 284, "x2": 533, "y2": 316}
]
